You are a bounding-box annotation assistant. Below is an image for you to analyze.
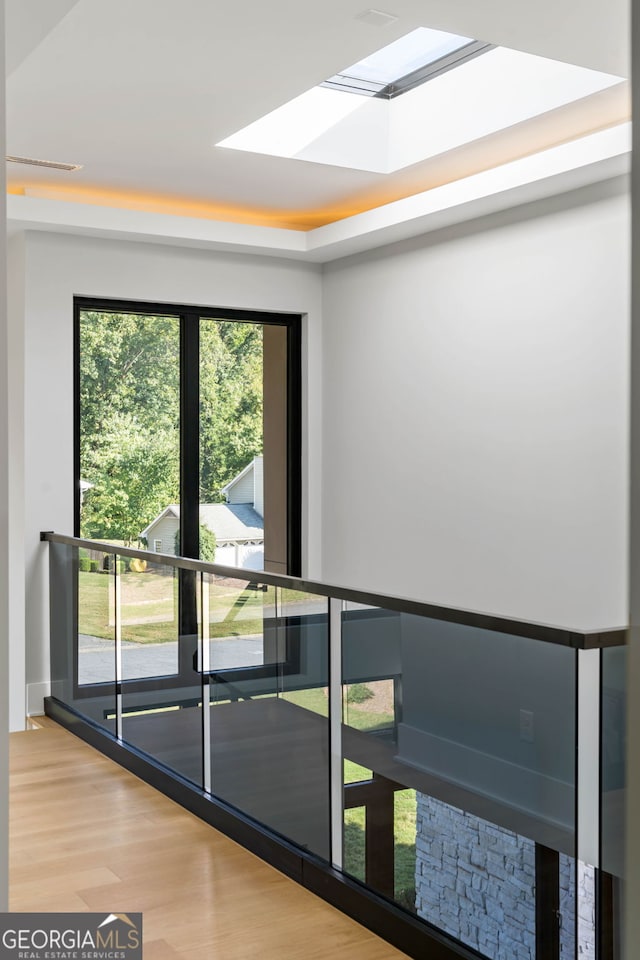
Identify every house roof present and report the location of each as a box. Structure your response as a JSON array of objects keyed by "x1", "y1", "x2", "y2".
[
  {"x1": 141, "y1": 503, "x2": 263, "y2": 543},
  {"x1": 200, "y1": 503, "x2": 263, "y2": 542}
]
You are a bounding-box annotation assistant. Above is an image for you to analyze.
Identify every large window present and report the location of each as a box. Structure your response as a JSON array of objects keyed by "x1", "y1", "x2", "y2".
[
  {"x1": 74, "y1": 298, "x2": 300, "y2": 691},
  {"x1": 75, "y1": 297, "x2": 301, "y2": 574}
]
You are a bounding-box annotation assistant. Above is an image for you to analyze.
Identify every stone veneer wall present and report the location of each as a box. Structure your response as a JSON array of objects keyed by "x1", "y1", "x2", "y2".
[
  {"x1": 415, "y1": 794, "x2": 594, "y2": 959},
  {"x1": 559, "y1": 856, "x2": 596, "y2": 959}
]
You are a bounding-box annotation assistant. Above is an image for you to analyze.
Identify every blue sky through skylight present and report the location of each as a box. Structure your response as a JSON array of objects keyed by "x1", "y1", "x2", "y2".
[{"x1": 332, "y1": 26, "x2": 474, "y2": 86}]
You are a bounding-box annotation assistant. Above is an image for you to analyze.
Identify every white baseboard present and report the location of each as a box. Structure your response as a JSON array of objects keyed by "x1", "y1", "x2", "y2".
[{"x1": 26, "y1": 681, "x2": 51, "y2": 717}]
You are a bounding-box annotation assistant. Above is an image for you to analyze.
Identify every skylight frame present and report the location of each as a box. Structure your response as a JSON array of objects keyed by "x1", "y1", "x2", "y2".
[
  {"x1": 217, "y1": 33, "x2": 625, "y2": 177},
  {"x1": 321, "y1": 39, "x2": 495, "y2": 100}
]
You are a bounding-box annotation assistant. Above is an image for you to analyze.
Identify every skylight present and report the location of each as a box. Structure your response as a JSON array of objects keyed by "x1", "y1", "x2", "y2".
[
  {"x1": 216, "y1": 28, "x2": 624, "y2": 176},
  {"x1": 322, "y1": 26, "x2": 481, "y2": 97}
]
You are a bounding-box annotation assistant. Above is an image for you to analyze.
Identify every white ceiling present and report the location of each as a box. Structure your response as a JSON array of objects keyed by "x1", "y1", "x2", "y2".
[{"x1": 4, "y1": 0, "x2": 630, "y2": 231}]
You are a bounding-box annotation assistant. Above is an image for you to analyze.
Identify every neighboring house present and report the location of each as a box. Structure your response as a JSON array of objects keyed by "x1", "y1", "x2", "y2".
[
  {"x1": 221, "y1": 455, "x2": 263, "y2": 518},
  {"x1": 140, "y1": 457, "x2": 264, "y2": 570}
]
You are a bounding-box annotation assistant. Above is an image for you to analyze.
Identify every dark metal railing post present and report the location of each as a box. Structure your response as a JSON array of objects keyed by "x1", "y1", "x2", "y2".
[
  {"x1": 535, "y1": 843, "x2": 560, "y2": 960},
  {"x1": 200, "y1": 572, "x2": 211, "y2": 794},
  {"x1": 114, "y1": 554, "x2": 122, "y2": 740},
  {"x1": 329, "y1": 596, "x2": 344, "y2": 870}
]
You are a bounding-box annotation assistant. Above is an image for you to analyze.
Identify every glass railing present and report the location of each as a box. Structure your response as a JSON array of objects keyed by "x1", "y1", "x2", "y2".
[{"x1": 42, "y1": 532, "x2": 626, "y2": 960}]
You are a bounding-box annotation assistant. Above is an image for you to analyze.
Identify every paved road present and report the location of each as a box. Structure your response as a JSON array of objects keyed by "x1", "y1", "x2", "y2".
[
  {"x1": 78, "y1": 633, "x2": 264, "y2": 684},
  {"x1": 77, "y1": 598, "x2": 332, "y2": 684}
]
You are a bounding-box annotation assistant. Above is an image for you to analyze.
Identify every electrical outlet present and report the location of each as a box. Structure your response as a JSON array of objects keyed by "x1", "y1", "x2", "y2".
[{"x1": 520, "y1": 709, "x2": 534, "y2": 743}]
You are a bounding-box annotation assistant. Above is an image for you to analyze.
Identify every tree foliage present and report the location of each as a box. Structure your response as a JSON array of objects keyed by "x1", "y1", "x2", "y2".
[
  {"x1": 174, "y1": 524, "x2": 217, "y2": 562},
  {"x1": 200, "y1": 320, "x2": 263, "y2": 499},
  {"x1": 79, "y1": 311, "x2": 263, "y2": 545}
]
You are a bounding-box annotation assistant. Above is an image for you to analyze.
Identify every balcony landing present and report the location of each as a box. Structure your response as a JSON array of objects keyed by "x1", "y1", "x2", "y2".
[{"x1": 9, "y1": 717, "x2": 409, "y2": 960}]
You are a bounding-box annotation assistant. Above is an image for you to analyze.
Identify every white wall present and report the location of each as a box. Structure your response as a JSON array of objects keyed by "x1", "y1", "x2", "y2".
[
  {"x1": 18, "y1": 231, "x2": 322, "y2": 716},
  {"x1": 322, "y1": 177, "x2": 630, "y2": 630},
  {"x1": 7, "y1": 234, "x2": 25, "y2": 730},
  {"x1": 0, "y1": 0, "x2": 9, "y2": 909},
  {"x1": 13, "y1": 176, "x2": 631, "y2": 718},
  {"x1": 626, "y1": 5, "x2": 640, "y2": 952}
]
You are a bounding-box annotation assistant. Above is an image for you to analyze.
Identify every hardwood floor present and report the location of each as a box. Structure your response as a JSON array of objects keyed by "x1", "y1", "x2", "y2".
[{"x1": 10, "y1": 718, "x2": 409, "y2": 960}]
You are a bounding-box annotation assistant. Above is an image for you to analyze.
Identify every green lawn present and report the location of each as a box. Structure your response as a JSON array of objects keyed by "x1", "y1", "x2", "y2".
[
  {"x1": 343, "y1": 704, "x2": 394, "y2": 732},
  {"x1": 77, "y1": 570, "x2": 315, "y2": 644},
  {"x1": 343, "y1": 788, "x2": 417, "y2": 912},
  {"x1": 279, "y1": 686, "x2": 395, "y2": 734},
  {"x1": 280, "y1": 686, "x2": 329, "y2": 716},
  {"x1": 286, "y1": 691, "x2": 416, "y2": 913}
]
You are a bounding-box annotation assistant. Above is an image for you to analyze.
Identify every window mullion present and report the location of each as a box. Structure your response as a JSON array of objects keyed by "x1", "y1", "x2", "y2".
[{"x1": 179, "y1": 312, "x2": 200, "y2": 646}]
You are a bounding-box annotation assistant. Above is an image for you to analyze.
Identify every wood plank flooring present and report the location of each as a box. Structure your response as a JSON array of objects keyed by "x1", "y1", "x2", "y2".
[{"x1": 10, "y1": 718, "x2": 409, "y2": 960}]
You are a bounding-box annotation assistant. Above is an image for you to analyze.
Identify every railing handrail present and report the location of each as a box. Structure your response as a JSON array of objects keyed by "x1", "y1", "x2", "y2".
[{"x1": 40, "y1": 530, "x2": 627, "y2": 649}]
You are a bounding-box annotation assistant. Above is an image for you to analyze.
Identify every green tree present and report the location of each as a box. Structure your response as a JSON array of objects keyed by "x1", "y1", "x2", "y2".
[
  {"x1": 79, "y1": 311, "x2": 180, "y2": 540},
  {"x1": 81, "y1": 412, "x2": 179, "y2": 541},
  {"x1": 79, "y1": 311, "x2": 179, "y2": 439},
  {"x1": 199, "y1": 320, "x2": 263, "y2": 501},
  {"x1": 79, "y1": 311, "x2": 263, "y2": 541},
  {"x1": 174, "y1": 524, "x2": 217, "y2": 562}
]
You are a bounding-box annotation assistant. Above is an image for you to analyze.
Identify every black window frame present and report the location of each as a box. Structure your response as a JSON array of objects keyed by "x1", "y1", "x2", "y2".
[{"x1": 73, "y1": 295, "x2": 302, "y2": 700}]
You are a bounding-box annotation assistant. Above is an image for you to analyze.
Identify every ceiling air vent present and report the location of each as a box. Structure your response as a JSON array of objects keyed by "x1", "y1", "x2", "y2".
[{"x1": 5, "y1": 155, "x2": 83, "y2": 172}]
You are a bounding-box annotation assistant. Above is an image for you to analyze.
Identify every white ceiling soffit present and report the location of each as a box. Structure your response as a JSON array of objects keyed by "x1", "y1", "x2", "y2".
[
  {"x1": 5, "y1": 0, "x2": 629, "y2": 216},
  {"x1": 5, "y1": 0, "x2": 82, "y2": 75},
  {"x1": 7, "y1": 125, "x2": 631, "y2": 264}
]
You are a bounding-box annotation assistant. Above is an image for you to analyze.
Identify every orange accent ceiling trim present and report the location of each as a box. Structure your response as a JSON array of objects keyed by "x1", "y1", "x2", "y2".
[{"x1": 6, "y1": 89, "x2": 630, "y2": 232}]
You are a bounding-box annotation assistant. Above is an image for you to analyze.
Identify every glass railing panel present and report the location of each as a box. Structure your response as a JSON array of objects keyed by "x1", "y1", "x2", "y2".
[
  {"x1": 342, "y1": 606, "x2": 578, "y2": 959},
  {"x1": 49, "y1": 541, "x2": 116, "y2": 733},
  {"x1": 207, "y1": 579, "x2": 330, "y2": 860},
  {"x1": 601, "y1": 644, "x2": 626, "y2": 958},
  {"x1": 119, "y1": 554, "x2": 179, "y2": 680},
  {"x1": 278, "y1": 590, "x2": 330, "y2": 717},
  {"x1": 47, "y1": 531, "x2": 622, "y2": 960},
  {"x1": 120, "y1": 558, "x2": 201, "y2": 787},
  {"x1": 276, "y1": 588, "x2": 330, "y2": 860},
  {"x1": 205, "y1": 575, "x2": 275, "y2": 671}
]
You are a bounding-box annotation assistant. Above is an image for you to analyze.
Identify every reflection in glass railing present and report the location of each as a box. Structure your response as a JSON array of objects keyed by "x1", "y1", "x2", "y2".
[
  {"x1": 43, "y1": 532, "x2": 626, "y2": 960},
  {"x1": 77, "y1": 546, "x2": 114, "y2": 687},
  {"x1": 341, "y1": 605, "x2": 579, "y2": 960},
  {"x1": 119, "y1": 556, "x2": 179, "y2": 681},
  {"x1": 204, "y1": 574, "x2": 273, "y2": 671},
  {"x1": 207, "y1": 584, "x2": 331, "y2": 859},
  {"x1": 119, "y1": 557, "x2": 201, "y2": 787},
  {"x1": 49, "y1": 541, "x2": 116, "y2": 734}
]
